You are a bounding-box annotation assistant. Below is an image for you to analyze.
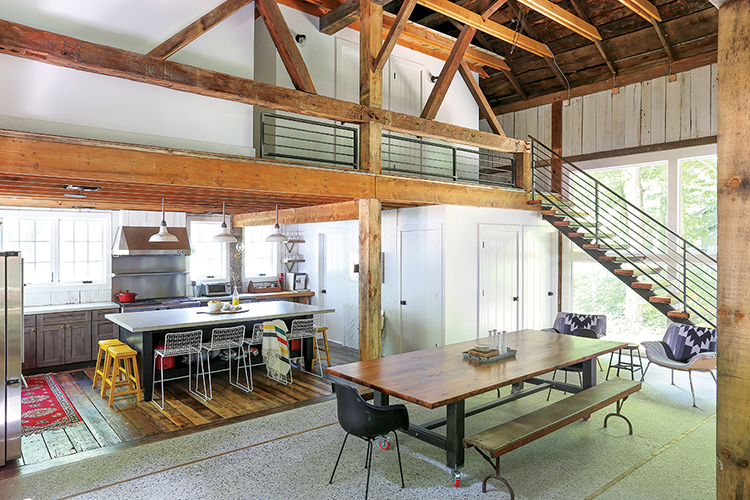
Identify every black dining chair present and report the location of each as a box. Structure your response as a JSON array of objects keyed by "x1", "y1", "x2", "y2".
[{"x1": 329, "y1": 383, "x2": 410, "y2": 500}]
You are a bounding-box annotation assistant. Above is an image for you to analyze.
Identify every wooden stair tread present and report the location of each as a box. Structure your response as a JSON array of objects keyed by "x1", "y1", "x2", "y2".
[
  {"x1": 541, "y1": 209, "x2": 557, "y2": 215},
  {"x1": 568, "y1": 232, "x2": 584, "y2": 238},
  {"x1": 613, "y1": 269, "x2": 634, "y2": 275},
  {"x1": 527, "y1": 200, "x2": 543, "y2": 205},
  {"x1": 631, "y1": 283, "x2": 653, "y2": 289},
  {"x1": 667, "y1": 311, "x2": 690, "y2": 319},
  {"x1": 650, "y1": 296, "x2": 672, "y2": 304},
  {"x1": 599, "y1": 256, "x2": 616, "y2": 261},
  {"x1": 554, "y1": 221, "x2": 570, "y2": 226},
  {"x1": 582, "y1": 244, "x2": 600, "y2": 249}
]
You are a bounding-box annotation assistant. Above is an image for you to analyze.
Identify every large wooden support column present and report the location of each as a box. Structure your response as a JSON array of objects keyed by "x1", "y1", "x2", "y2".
[
  {"x1": 550, "y1": 99, "x2": 563, "y2": 194},
  {"x1": 717, "y1": 2, "x2": 750, "y2": 497},
  {"x1": 358, "y1": 199, "x2": 382, "y2": 360},
  {"x1": 360, "y1": 0, "x2": 383, "y2": 173}
]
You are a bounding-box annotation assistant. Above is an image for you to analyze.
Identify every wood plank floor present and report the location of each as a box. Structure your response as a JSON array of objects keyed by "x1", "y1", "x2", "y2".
[{"x1": 9, "y1": 341, "x2": 359, "y2": 474}]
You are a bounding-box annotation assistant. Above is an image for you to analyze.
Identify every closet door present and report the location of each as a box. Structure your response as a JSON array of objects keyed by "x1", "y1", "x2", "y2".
[
  {"x1": 479, "y1": 225, "x2": 520, "y2": 335},
  {"x1": 399, "y1": 227, "x2": 442, "y2": 353},
  {"x1": 384, "y1": 56, "x2": 424, "y2": 174},
  {"x1": 523, "y1": 227, "x2": 557, "y2": 330}
]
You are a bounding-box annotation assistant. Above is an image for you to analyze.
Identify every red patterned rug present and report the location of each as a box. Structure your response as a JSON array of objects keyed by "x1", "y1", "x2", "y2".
[{"x1": 22, "y1": 374, "x2": 82, "y2": 436}]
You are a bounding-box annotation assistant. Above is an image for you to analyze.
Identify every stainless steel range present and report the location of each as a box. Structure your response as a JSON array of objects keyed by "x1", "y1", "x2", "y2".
[{"x1": 118, "y1": 297, "x2": 201, "y2": 313}]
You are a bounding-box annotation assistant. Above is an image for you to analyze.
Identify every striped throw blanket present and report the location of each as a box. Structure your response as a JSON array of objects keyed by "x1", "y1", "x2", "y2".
[{"x1": 262, "y1": 320, "x2": 291, "y2": 384}]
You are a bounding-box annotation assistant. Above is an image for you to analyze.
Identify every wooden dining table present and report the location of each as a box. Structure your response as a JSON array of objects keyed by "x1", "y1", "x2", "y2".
[{"x1": 327, "y1": 329, "x2": 628, "y2": 472}]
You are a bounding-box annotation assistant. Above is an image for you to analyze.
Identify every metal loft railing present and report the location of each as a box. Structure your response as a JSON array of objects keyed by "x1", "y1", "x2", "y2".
[
  {"x1": 382, "y1": 132, "x2": 515, "y2": 186},
  {"x1": 259, "y1": 112, "x2": 516, "y2": 187},
  {"x1": 530, "y1": 137, "x2": 717, "y2": 328},
  {"x1": 259, "y1": 113, "x2": 358, "y2": 169}
]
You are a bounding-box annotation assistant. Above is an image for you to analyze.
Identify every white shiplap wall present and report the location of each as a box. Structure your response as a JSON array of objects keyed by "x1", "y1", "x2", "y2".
[{"x1": 497, "y1": 64, "x2": 718, "y2": 157}]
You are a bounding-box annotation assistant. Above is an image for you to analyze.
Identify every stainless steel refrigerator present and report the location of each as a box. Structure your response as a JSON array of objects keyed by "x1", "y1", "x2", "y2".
[{"x1": 1, "y1": 252, "x2": 22, "y2": 467}]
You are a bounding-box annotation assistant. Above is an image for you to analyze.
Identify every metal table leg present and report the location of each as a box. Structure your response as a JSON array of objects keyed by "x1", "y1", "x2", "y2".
[
  {"x1": 446, "y1": 399, "x2": 466, "y2": 468},
  {"x1": 581, "y1": 357, "x2": 596, "y2": 389}
]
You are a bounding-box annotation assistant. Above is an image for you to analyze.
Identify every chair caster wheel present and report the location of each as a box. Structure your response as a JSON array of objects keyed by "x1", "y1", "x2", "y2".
[
  {"x1": 452, "y1": 470, "x2": 461, "y2": 487},
  {"x1": 582, "y1": 414, "x2": 591, "y2": 421},
  {"x1": 378, "y1": 436, "x2": 391, "y2": 450}
]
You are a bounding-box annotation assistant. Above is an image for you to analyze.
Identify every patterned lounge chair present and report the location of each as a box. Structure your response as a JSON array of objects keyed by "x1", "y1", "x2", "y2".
[{"x1": 640, "y1": 323, "x2": 717, "y2": 407}]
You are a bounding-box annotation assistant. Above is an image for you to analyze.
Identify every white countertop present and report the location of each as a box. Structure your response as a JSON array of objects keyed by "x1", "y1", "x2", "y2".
[
  {"x1": 105, "y1": 301, "x2": 334, "y2": 333},
  {"x1": 25, "y1": 301, "x2": 120, "y2": 315}
]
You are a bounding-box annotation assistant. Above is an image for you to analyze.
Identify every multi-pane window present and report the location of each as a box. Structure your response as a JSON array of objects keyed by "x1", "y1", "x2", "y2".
[
  {"x1": 243, "y1": 225, "x2": 278, "y2": 278},
  {"x1": 188, "y1": 220, "x2": 227, "y2": 280},
  {"x1": 1, "y1": 214, "x2": 106, "y2": 286}
]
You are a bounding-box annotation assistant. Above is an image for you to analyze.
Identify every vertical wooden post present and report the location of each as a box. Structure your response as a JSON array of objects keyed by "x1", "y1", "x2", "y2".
[
  {"x1": 717, "y1": 2, "x2": 750, "y2": 498},
  {"x1": 513, "y1": 143, "x2": 532, "y2": 191},
  {"x1": 358, "y1": 198, "x2": 382, "y2": 360},
  {"x1": 551, "y1": 99, "x2": 563, "y2": 194},
  {"x1": 359, "y1": 0, "x2": 382, "y2": 173}
]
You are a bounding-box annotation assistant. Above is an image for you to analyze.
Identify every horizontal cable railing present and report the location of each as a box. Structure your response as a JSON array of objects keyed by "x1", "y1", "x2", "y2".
[
  {"x1": 382, "y1": 132, "x2": 515, "y2": 186},
  {"x1": 260, "y1": 113, "x2": 358, "y2": 169},
  {"x1": 259, "y1": 112, "x2": 516, "y2": 187},
  {"x1": 530, "y1": 138, "x2": 717, "y2": 328}
]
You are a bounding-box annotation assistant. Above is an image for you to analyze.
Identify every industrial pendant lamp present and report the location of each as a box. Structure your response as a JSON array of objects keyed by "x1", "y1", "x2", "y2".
[
  {"x1": 148, "y1": 198, "x2": 179, "y2": 243},
  {"x1": 265, "y1": 204, "x2": 288, "y2": 243},
  {"x1": 212, "y1": 202, "x2": 237, "y2": 243}
]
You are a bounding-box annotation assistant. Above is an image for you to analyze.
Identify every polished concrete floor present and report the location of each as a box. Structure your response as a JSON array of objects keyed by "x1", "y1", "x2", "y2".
[{"x1": 0, "y1": 355, "x2": 716, "y2": 500}]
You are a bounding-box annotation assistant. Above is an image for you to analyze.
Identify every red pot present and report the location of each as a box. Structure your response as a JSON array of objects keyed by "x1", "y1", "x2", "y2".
[{"x1": 117, "y1": 291, "x2": 138, "y2": 303}]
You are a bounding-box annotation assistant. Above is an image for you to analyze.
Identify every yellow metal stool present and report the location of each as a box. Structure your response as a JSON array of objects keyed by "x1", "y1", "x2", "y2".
[
  {"x1": 101, "y1": 344, "x2": 143, "y2": 407},
  {"x1": 311, "y1": 326, "x2": 332, "y2": 370},
  {"x1": 92, "y1": 338, "x2": 124, "y2": 390}
]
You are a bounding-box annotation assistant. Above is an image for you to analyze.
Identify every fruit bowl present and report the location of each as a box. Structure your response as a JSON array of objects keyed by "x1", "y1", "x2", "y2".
[{"x1": 207, "y1": 301, "x2": 223, "y2": 312}]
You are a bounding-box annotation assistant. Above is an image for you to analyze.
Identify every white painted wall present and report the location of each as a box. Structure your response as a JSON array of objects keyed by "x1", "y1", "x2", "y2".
[
  {"x1": 0, "y1": 0, "x2": 256, "y2": 156},
  {"x1": 497, "y1": 65, "x2": 718, "y2": 157}
]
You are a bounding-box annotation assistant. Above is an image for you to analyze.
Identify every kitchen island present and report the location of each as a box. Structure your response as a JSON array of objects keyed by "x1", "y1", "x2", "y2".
[{"x1": 106, "y1": 301, "x2": 334, "y2": 401}]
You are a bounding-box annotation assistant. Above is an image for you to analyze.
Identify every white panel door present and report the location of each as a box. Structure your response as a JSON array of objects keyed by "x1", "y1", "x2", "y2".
[
  {"x1": 335, "y1": 39, "x2": 360, "y2": 104},
  {"x1": 522, "y1": 227, "x2": 557, "y2": 330},
  {"x1": 318, "y1": 232, "x2": 347, "y2": 346},
  {"x1": 399, "y1": 228, "x2": 442, "y2": 353},
  {"x1": 385, "y1": 57, "x2": 424, "y2": 174},
  {"x1": 479, "y1": 225, "x2": 519, "y2": 335}
]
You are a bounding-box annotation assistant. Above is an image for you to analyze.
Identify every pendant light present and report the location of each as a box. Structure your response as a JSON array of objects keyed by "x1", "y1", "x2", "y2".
[
  {"x1": 148, "y1": 198, "x2": 179, "y2": 243},
  {"x1": 265, "y1": 204, "x2": 288, "y2": 243},
  {"x1": 212, "y1": 202, "x2": 237, "y2": 243}
]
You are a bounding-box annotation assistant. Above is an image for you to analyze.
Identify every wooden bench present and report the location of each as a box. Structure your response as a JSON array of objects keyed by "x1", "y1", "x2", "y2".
[{"x1": 463, "y1": 377, "x2": 642, "y2": 498}]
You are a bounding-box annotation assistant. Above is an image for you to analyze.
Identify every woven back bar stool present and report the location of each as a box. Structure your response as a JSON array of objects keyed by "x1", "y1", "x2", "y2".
[
  {"x1": 101, "y1": 344, "x2": 142, "y2": 407},
  {"x1": 288, "y1": 318, "x2": 323, "y2": 378},
  {"x1": 153, "y1": 330, "x2": 206, "y2": 410},
  {"x1": 197, "y1": 325, "x2": 252, "y2": 400},
  {"x1": 92, "y1": 338, "x2": 124, "y2": 390}
]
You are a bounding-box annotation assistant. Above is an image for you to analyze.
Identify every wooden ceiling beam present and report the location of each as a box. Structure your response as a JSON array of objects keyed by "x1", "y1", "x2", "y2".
[
  {"x1": 618, "y1": 0, "x2": 662, "y2": 23},
  {"x1": 505, "y1": 0, "x2": 567, "y2": 88},
  {"x1": 515, "y1": 0, "x2": 601, "y2": 42},
  {"x1": 374, "y1": 0, "x2": 417, "y2": 72},
  {"x1": 569, "y1": 0, "x2": 617, "y2": 75},
  {"x1": 320, "y1": 0, "x2": 392, "y2": 35},
  {"x1": 256, "y1": 0, "x2": 317, "y2": 93},
  {"x1": 422, "y1": 24, "x2": 477, "y2": 120},
  {"x1": 147, "y1": 0, "x2": 252, "y2": 59},
  {"x1": 651, "y1": 17, "x2": 677, "y2": 62},
  {"x1": 500, "y1": 68, "x2": 528, "y2": 100},
  {"x1": 353, "y1": 13, "x2": 510, "y2": 73},
  {"x1": 482, "y1": 0, "x2": 508, "y2": 20},
  {"x1": 416, "y1": 0, "x2": 553, "y2": 58},
  {"x1": 235, "y1": 200, "x2": 362, "y2": 225},
  {"x1": 458, "y1": 60, "x2": 505, "y2": 135},
  {"x1": 0, "y1": 19, "x2": 525, "y2": 153}
]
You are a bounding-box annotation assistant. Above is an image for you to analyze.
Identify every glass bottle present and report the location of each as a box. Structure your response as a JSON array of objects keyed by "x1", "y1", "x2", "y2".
[{"x1": 232, "y1": 286, "x2": 240, "y2": 307}]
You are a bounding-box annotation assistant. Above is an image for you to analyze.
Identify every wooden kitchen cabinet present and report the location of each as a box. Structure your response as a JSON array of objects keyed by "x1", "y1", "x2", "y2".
[
  {"x1": 91, "y1": 308, "x2": 119, "y2": 361},
  {"x1": 37, "y1": 311, "x2": 92, "y2": 367}
]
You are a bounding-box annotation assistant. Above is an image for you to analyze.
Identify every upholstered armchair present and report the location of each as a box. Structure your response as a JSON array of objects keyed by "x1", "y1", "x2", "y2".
[
  {"x1": 545, "y1": 312, "x2": 607, "y2": 338},
  {"x1": 641, "y1": 323, "x2": 717, "y2": 407}
]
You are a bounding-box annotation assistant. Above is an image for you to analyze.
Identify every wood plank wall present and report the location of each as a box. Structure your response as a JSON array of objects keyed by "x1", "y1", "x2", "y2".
[{"x1": 497, "y1": 64, "x2": 718, "y2": 157}]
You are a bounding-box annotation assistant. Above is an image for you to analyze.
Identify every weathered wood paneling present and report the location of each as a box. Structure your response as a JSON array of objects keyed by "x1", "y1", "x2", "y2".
[{"x1": 498, "y1": 65, "x2": 717, "y2": 156}]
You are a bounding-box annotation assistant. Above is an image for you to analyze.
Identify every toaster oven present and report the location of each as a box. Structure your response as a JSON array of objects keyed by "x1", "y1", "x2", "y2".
[{"x1": 198, "y1": 281, "x2": 231, "y2": 296}]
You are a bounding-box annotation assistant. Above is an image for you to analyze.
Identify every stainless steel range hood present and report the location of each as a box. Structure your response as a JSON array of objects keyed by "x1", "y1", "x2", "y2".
[{"x1": 112, "y1": 226, "x2": 193, "y2": 256}]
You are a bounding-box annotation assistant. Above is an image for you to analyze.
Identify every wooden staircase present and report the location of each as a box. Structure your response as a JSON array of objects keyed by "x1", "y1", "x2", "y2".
[{"x1": 529, "y1": 197, "x2": 698, "y2": 326}]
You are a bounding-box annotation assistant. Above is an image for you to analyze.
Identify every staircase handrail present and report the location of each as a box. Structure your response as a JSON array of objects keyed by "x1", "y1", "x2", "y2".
[{"x1": 529, "y1": 137, "x2": 717, "y2": 265}]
